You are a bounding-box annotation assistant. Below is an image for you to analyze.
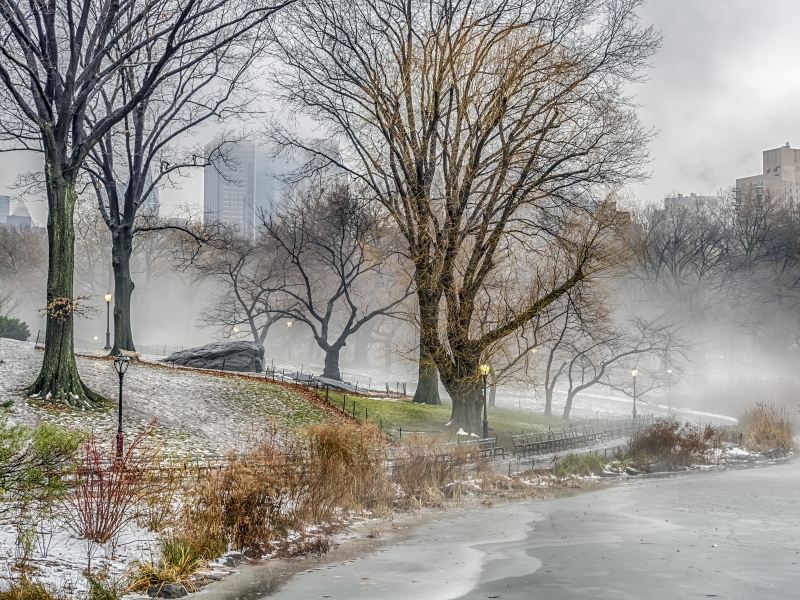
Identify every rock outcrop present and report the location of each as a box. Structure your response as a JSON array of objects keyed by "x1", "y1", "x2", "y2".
[{"x1": 165, "y1": 341, "x2": 263, "y2": 372}]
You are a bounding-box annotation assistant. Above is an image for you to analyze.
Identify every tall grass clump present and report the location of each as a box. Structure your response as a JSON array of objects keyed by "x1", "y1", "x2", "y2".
[
  {"x1": 0, "y1": 578, "x2": 67, "y2": 600},
  {"x1": 127, "y1": 536, "x2": 207, "y2": 595},
  {"x1": 302, "y1": 422, "x2": 391, "y2": 520},
  {"x1": 180, "y1": 422, "x2": 390, "y2": 555},
  {"x1": 391, "y1": 435, "x2": 469, "y2": 507},
  {"x1": 552, "y1": 453, "x2": 606, "y2": 477},
  {"x1": 627, "y1": 418, "x2": 716, "y2": 467},
  {"x1": 740, "y1": 402, "x2": 795, "y2": 452}
]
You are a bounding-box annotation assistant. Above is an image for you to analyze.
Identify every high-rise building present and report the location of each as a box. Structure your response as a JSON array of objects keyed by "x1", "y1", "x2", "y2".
[
  {"x1": 203, "y1": 141, "x2": 261, "y2": 238},
  {"x1": 736, "y1": 142, "x2": 800, "y2": 204},
  {"x1": 203, "y1": 140, "x2": 342, "y2": 237},
  {"x1": 0, "y1": 195, "x2": 9, "y2": 224}
]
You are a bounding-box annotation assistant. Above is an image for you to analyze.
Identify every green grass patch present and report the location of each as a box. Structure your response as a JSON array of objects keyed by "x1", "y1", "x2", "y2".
[
  {"x1": 319, "y1": 389, "x2": 567, "y2": 446},
  {"x1": 552, "y1": 452, "x2": 607, "y2": 477},
  {"x1": 225, "y1": 381, "x2": 332, "y2": 430}
]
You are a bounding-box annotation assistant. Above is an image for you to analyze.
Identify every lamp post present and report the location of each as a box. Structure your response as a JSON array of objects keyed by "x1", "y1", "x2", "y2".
[
  {"x1": 286, "y1": 319, "x2": 293, "y2": 360},
  {"x1": 666, "y1": 368, "x2": 673, "y2": 415},
  {"x1": 631, "y1": 367, "x2": 639, "y2": 419},
  {"x1": 104, "y1": 293, "x2": 112, "y2": 351},
  {"x1": 113, "y1": 355, "x2": 129, "y2": 463},
  {"x1": 479, "y1": 364, "x2": 490, "y2": 439}
]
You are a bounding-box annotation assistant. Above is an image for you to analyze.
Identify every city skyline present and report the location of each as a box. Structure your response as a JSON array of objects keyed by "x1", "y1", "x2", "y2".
[{"x1": 3, "y1": 0, "x2": 800, "y2": 222}]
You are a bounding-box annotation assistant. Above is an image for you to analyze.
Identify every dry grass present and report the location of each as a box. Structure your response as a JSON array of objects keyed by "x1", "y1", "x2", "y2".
[
  {"x1": 740, "y1": 402, "x2": 795, "y2": 452},
  {"x1": 127, "y1": 536, "x2": 207, "y2": 594},
  {"x1": 180, "y1": 422, "x2": 391, "y2": 554},
  {"x1": 627, "y1": 418, "x2": 716, "y2": 467},
  {"x1": 391, "y1": 436, "x2": 469, "y2": 507},
  {"x1": 302, "y1": 422, "x2": 392, "y2": 520},
  {"x1": 0, "y1": 579, "x2": 65, "y2": 600}
]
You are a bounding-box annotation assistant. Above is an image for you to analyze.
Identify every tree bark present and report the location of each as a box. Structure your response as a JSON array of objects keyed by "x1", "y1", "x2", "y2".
[
  {"x1": 322, "y1": 345, "x2": 343, "y2": 380},
  {"x1": 562, "y1": 392, "x2": 575, "y2": 420},
  {"x1": 413, "y1": 294, "x2": 441, "y2": 404},
  {"x1": 544, "y1": 385, "x2": 554, "y2": 416},
  {"x1": 110, "y1": 224, "x2": 136, "y2": 354},
  {"x1": 489, "y1": 381, "x2": 497, "y2": 408},
  {"x1": 447, "y1": 385, "x2": 483, "y2": 435},
  {"x1": 29, "y1": 171, "x2": 102, "y2": 407}
]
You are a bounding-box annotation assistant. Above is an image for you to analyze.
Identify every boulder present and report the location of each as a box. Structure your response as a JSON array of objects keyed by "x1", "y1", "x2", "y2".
[
  {"x1": 165, "y1": 341, "x2": 263, "y2": 372},
  {"x1": 147, "y1": 583, "x2": 188, "y2": 598}
]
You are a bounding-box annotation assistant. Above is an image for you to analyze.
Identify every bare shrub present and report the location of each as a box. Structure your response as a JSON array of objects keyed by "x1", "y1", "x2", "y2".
[
  {"x1": 62, "y1": 425, "x2": 162, "y2": 565},
  {"x1": 137, "y1": 468, "x2": 183, "y2": 534},
  {"x1": 302, "y1": 422, "x2": 391, "y2": 521},
  {"x1": 181, "y1": 443, "x2": 305, "y2": 554},
  {"x1": 740, "y1": 403, "x2": 795, "y2": 452},
  {"x1": 391, "y1": 436, "x2": 469, "y2": 507},
  {"x1": 627, "y1": 418, "x2": 716, "y2": 467}
]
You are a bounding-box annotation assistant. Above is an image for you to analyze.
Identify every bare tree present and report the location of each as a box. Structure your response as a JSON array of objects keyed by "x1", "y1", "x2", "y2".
[
  {"x1": 269, "y1": 0, "x2": 659, "y2": 430},
  {"x1": 262, "y1": 184, "x2": 411, "y2": 380},
  {"x1": 191, "y1": 228, "x2": 286, "y2": 347},
  {"x1": 558, "y1": 317, "x2": 680, "y2": 420},
  {"x1": 84, "y1": 25, "x2": 270, "y2": 355},
  {"x1": 0, "y1": 0, "x2": 293, "y2": 407}
]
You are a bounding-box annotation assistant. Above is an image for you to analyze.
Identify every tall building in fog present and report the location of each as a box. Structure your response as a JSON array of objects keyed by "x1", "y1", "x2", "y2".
[
  {"x1": 203, "y1": 140, "x2": 343, "y2": 238},
  {"x1": 204, "y1": 141, "x2": 257, "y2": 238},
  {"x1": 0, "y1": 196, "x2": 9, "y2": 224},
  {"x1": 736, "y1": 142, "x2": 800, "y2": 204}
]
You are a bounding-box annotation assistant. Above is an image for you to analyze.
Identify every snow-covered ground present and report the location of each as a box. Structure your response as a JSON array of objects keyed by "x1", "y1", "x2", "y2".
[{"x1": 0, "y1": 338, "x2": 331, "y2": 458}]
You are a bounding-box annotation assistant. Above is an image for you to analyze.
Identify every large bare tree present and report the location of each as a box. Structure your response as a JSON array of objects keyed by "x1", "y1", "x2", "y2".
[
  {"x1": 269, "y1": 0, "x2": 659, "y2": 430},
  {"x1": 262, "y1": 184, "x2": 411, "y2": 380},
  {"x1": 0, "y1": 0, "x2": 292, "y2": 406}
]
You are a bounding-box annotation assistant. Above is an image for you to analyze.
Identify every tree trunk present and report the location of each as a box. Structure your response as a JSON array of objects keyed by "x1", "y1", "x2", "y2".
[
  {"x1": 562, "y1": 392, "x2": 575, "y2": 420},
  {"x1": 544, "y1": 385, "x2": 554, "y2": 416},
  {"x1": 322, "y1": 345, "x2": 342, "y2": 380},
  {"x1": 413, "y1": 294, "x2": 441, "y2": 404},
  {"x1": 448, "y1": 385, "x2": 483, "y2": 434},
  {"x1": 489, "y1": 381, "x2": 497, "y2": 408},
  {"x1": 29, "y1": 172, "x2": 102, "y2": 408},
  {"x1": 110, "y1": 224, "x2": 136, "y2": 354}
]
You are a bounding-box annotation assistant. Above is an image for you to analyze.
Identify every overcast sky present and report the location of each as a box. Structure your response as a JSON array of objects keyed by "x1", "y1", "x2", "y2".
[{"x1": 3, "y1": 0, "x2": 799, "y2": 223}]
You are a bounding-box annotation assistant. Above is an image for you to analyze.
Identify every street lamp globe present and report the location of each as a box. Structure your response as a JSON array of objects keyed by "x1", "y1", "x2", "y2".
[
  {"x1": 631, "y1": 368, "x2": 639, "y2": 378},
  {"x1": 666, "y1": 368, "x2": 673, "y2": 375},
  {"x1": 114, "y1": 354, "x2": 129, "y2": 375},
  {"x1": 232, "y1": 325, "x2": 240, "y2": 334},
  {"x1": 478, "y1": 364, "x2": 491, "y2": 377},
  {"x1": 286, "y1": 320, "x2": 293, "y2": 328},
  {"x1": 104, "y1": 292, "x2": 112, "y2": 303}
]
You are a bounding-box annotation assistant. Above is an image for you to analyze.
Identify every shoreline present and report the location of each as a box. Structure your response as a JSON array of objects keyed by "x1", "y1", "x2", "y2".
[
  {"x1": 195, "y1": 483, "x2": 601, "y2": 600},
  {"x1": 194, "y1": 451, "x2": 793, "y2": 600}
]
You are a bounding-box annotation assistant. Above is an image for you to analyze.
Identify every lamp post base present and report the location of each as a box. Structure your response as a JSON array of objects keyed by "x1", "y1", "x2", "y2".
[{"x1": 115, "y1": 432, "x2": 124, "y2": 463}]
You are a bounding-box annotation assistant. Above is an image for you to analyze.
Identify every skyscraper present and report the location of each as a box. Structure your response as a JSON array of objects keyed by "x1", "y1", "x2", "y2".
[
  {"x1": 204, "y1": 141, "x2": 259, "y2": 238},
  {"x1": 203, "y1": 139, "x2": 344, "y2": 238},
  {"x1": 0, "y1": 196, "x2": 9, "y2": 224}
]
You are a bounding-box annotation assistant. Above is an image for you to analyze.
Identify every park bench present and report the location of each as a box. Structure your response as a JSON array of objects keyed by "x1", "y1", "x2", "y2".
[{"x1": 477, "y1": 437, "x2": 505, "y2": 459}]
